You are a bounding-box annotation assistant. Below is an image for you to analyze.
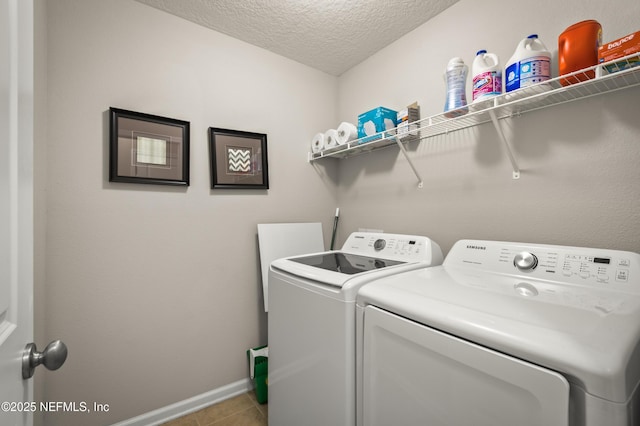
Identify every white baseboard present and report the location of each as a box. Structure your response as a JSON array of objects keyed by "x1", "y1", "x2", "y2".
[{"x1": 110, "y1": 378, "x2": 253, "y2": 426}]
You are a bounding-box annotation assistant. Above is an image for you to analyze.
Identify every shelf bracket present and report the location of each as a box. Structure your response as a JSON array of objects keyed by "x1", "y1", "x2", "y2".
[
  {"x1": 488, "y1": 109, "x2": 520, "y2": 179},
  {"x1": 394, "y1": 137, "x2": 424, "y2": 189}
]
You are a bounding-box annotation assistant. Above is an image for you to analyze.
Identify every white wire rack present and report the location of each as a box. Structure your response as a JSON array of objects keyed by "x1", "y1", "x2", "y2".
[{"x1": 308, "y1": 53, "x2": 640, "y2": 185}]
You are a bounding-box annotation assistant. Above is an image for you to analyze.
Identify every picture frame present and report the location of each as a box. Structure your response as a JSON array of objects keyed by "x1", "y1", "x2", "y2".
[
  {"x1": 109, "y1": 107, "x2": 190, "y2": 186},
  {"x1": 208, "y1": 127, "x2": 269, "y2": 190}
]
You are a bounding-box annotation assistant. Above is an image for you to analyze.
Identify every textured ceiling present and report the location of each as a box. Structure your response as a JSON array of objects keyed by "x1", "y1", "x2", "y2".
[{"x1": 134, "y1": 0, "x2": 459, "y2": 76}]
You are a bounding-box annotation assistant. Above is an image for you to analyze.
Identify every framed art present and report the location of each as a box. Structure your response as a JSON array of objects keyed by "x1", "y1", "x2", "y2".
[
  {"x1": 109, "y1": 107, "x2": 190, "y2": 186},
  {"x1": 208, "y1": 127, "x2": 269, "y2": 189}
]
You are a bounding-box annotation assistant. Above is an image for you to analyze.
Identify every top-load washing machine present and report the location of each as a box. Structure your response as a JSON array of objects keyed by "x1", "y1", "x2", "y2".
[
  {"x1": 356, "y1": 239, "x2": 640, "y2": 426},
  {"x1": 268, "y1": 231, "x2": 443, "y2": 426}
]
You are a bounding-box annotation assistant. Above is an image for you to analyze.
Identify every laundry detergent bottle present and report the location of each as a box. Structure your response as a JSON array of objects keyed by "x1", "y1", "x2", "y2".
[
  {"x1": 505, "y1": 34, "x2": 551, "y2": 93},
  {"x1": 443, "y1": 57, "x2": 468, "y2": 118},
  {"x1": 472, "y1": 50, "x2": 502, "y2": 102},
  {"x1": 558, "y1": 20, "x2": 602, "y2": 86}
]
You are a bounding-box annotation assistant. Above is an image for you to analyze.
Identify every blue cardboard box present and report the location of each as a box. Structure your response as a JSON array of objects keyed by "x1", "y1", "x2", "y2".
[{"x1": 357, "y1": 107, "x2": 397, "y2": 143}]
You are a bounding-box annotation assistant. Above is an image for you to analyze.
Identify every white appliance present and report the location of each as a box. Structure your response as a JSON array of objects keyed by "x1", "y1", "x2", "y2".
[
  {"x1": 268, "y1": 232, "x2": 443, "y2": 426},
  {"x1": 356, "y1": 239, "x2": 640, "y2": 426}
]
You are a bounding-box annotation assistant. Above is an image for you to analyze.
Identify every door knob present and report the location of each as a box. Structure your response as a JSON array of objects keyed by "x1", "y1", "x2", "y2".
[{"x1": 22, "y1": 340, "x2": 68, "y2": 379}]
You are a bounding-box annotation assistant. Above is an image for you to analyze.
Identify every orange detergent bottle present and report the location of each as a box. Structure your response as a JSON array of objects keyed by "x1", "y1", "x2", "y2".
[{"x1": 558, "y1": 20, "x2": 602, "y2": 86}]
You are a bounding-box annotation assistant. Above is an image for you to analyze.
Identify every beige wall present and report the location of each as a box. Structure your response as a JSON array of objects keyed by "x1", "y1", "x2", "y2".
[
  {"x1": 40, "y1": 0, "x2": 338, "y2": 424},
  {"x1": 336, "y1": 0, "x2": 640, "y2": 255},
  {"x1": 38, "y1": 0, "x2": 640, "y2": 425}
]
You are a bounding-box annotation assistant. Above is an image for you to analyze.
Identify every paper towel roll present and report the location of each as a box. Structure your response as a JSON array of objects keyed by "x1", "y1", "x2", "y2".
[
  {"x1": 311, "y1": 133, "x2": 324, "y2": 153},
  {"x1": 324, "y1": 129, "x2": 339, "y2": 149},
  {"x1": 336, "y1": 122, "x2": 357, "y2": 145}
]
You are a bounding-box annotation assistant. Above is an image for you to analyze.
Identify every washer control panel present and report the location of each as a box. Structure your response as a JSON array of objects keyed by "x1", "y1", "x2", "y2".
[
  {"x1": 341, "y1": 232, "x2": 443, "y2": 263},
  {"x1": 446, "y1": 239, "x2": 639, "y2": 291}
]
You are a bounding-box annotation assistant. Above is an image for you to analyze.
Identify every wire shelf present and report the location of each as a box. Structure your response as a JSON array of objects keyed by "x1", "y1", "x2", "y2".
[{"x1": 309, "y1": 53, "x2": 640, "y2": 162}]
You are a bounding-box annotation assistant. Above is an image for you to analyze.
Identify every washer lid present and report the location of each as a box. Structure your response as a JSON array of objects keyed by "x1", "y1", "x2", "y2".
[
  {"x1": 270, "y1": 232, "x2": 444, "y2": 288},
  {"x1": 289, "y1": 252, "x2": 404, "y2": 274},
  {"x1": 272, "y1": 250, "x2": 409, "y2": 288},
  {"x1": 357, "y1": 240, "x2": 640, "y2": 404}
]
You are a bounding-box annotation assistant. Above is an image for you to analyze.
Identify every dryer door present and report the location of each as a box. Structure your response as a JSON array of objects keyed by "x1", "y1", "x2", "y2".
[{"x1": 362, "y1": 306, "x2": 570, "y2": 426}]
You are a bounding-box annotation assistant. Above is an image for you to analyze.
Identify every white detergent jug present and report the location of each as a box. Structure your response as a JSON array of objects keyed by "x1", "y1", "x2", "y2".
[
  {"x1": 443, "y1": 57, "x2": 468, "y2": 118},
  {"x1": 472, "y1": 50, "x2": 502, "y2": 102},
  {"x1": 505, "y1": 34, "x2": 551, "y2": 93}
]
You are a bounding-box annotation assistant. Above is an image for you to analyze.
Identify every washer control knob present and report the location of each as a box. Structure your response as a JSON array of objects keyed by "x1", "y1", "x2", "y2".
[
  {"x1": 373, "y1": 239, "x2": 386, "y2": 251},
  {"x1": 514, "y1": 252, "x2": 538, "y2": 271}
]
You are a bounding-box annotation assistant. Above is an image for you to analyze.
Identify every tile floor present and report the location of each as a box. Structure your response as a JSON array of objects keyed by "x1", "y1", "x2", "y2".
[{"x1": 161, "y1": 391, "x2": 267, "y2": 426}]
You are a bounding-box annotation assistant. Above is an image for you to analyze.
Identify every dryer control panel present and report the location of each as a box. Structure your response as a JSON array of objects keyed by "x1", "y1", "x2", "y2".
[{"x1": 445, "y1": 239, "x2": 640, "y2": 292}]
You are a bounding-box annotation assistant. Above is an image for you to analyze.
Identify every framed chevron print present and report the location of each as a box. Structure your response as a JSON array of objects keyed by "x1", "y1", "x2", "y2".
[
  {"x1": 208, "y1": 127, "x2": 269, "y2": 190},
  {"x1": 109, "y1": 108, "x2": 190, "y2": 186}
]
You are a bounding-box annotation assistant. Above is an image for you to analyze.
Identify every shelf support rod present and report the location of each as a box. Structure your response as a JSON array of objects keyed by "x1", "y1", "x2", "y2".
[
  {"x1": 488, "y1": 109, "x2": 520, "y2": 179},
  {"x1": 394, "y1": 137, "x2": 424, "y2": 189}
]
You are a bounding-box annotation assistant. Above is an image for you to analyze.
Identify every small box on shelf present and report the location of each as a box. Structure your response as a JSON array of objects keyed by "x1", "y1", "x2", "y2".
[
  {"x1": 599, "y1": 31, "x2": 640, "y2": 73},
  {"x1": 357, "y1": 106, "x2": 397, "y2": 143},
  {"x1": 396, "y1": 102, "x2": 421, "y2": 143}
]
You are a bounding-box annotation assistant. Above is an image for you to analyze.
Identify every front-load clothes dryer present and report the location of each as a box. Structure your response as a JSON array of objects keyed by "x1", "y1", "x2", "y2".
[
  {"x1": 268, "y1": 232, "x2": 443, "y2": 426},
  {"x1": 356, "y1": 239, "x2": 640, "y2": 426}
]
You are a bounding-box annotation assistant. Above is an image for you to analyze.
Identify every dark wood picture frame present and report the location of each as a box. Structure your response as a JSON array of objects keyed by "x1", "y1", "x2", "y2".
[
  {"x1": 208, "y1": 127, "x2": 269, "y2": 190},
  {"x1": 109, "y1": 107, "x2": 190, "y2": 186}
]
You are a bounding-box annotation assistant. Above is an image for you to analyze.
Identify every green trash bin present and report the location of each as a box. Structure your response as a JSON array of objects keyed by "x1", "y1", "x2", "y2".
[{"x1": 247, "y1": 345, "x2": 268, "y2": 404}]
